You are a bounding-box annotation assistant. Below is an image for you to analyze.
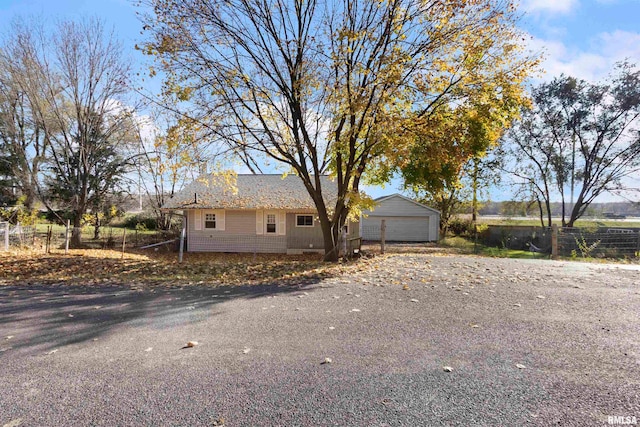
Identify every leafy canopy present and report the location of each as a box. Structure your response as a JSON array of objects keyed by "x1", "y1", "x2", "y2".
[{"x1": 139, "y1": 0, "x2": 538, "y2": 259}]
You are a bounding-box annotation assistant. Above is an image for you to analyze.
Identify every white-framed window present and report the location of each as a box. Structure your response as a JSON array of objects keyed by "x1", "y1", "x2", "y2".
[
  {"x1": 266, "y1": 213, "x2": 276, "y2": 233},
  {"x1": 204, "y1": 213, "x2": 216, "y2": 229},
  {"x1": 296, "y1": 214, "x2": 314, "y2": 227}
]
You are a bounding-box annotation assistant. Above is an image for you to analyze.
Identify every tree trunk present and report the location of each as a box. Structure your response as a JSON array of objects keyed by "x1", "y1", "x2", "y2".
[
  {"x1": 71, "y1": 214, "x2": 82, "y2": 247},
  {"x1": 319, "y1": 216, "x2": 338, "y2": 262},
  {"x1": 22, "y1": 189, "x2": 36, "y2": 211},
  {"x1": 536, "y1": 196, "x2": 544, "y2": 228},
  {"x1": 566, "y1": 192, "x2": 587, "y2": 228},
  {"x1": 471, "y1": 157, "x2": 478, "y2": 223},
  {"x1": 93, "y1": 212, "x2": 101, "y2": 240},
  {"x1": 545, "y1": 201, "x2": 552, "y2": 228}
]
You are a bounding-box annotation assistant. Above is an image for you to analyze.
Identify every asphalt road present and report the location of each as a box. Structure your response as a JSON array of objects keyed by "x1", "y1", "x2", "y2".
[{"x1": 1, "y1": 254, "x2": 639, "y2": 426}]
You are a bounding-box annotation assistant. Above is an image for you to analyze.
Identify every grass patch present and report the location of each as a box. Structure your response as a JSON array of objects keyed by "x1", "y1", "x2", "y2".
[
  {"x1": 439, "y1": 236, "x2": 548, "y2": 259},
  {"x1": 480, "y1": 247, "x2": 548, "y2": 259},
  {"x1": 439, "y1": 236, "x2": 476, "y2": 252}
]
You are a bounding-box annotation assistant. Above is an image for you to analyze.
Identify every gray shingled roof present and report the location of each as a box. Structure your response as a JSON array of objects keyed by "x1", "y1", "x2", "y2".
[{"x1": 162, "y1": 174, "x2": 338, "y2": 210}]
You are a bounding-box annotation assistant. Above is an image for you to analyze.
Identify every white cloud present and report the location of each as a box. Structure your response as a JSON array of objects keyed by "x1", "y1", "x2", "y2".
[
  {"x1": 523, "y1": 0, "x2": 579, "y2": 14},
  {"x1": 529, "y1": 30, "x2": 640, "y2": 82}
]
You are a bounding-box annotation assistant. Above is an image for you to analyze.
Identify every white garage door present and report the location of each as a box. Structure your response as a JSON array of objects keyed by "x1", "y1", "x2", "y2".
[{"x1": 362, "y1": 216, "x2": 430, "y2": 242}]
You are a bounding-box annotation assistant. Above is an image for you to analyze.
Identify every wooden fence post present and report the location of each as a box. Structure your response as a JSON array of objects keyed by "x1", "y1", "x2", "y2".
[
  {"x1": 551, "y1": 224, "x2": 558, "y2": 259},
  {"x1": 64, "y1": 220, "x2": 70, "y2": 255},
  {"x1": 121, "y1": 229, "x2": 127, "y2": 259},
  {"x1": 380, "y1": 219, "x2": 386, "y2": 254},
  {"x1": 46, "y1": 225, "x2": 52, "y2": 254}
]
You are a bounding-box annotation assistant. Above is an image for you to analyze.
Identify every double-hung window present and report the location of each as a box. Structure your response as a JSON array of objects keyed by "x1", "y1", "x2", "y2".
[
  {"x1": 204, "y1": 213, "x2": 216, "y2": 229},
  {"x1": 266, "y1": 214, "x2": 276, "y2": 233}
]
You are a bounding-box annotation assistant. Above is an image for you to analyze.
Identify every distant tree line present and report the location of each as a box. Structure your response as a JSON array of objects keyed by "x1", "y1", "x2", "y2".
[{"x1": 478, "y1": 201, "x2": 640, "y2": 218}]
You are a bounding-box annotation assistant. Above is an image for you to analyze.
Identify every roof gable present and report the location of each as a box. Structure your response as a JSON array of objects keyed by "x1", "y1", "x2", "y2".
[
  {"x1": 162, "y1": 174, "x2": 337, "y2": 210},
  {"x1": 366, "y1": 193, "x2": 441, "y2": 215}
]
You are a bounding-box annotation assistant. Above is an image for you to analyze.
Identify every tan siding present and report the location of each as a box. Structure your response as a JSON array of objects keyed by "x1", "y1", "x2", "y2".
[
  {"x1": 225, "y1": 210, "x2": 256, "y2": 234},
  {"x1": 286, "y1": 213, "x2": 324, "y2": 249},
  {"x1": 186, "y1": 209, "x2": 287, "y2": 252}
]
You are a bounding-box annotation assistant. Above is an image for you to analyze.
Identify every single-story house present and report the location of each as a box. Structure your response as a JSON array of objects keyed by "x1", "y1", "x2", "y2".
[
  {"x1": 360, "y1": 194, "x2": 440, "y2": 242},
  {"x1": 162, "y1": 174, "x2": 359, "y2": 254}
]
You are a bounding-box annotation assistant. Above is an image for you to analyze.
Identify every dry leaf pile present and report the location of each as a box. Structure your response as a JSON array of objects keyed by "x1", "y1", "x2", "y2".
[{"x1": 0, "y1": 249, "x2": 378, "y2": 288}]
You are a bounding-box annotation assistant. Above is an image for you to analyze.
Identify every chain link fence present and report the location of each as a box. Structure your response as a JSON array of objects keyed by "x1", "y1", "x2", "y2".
[
  {"x1": 1, "y1": 222, "x2": 179, "y2": 253},
  {"x1": 1, "y1": 222, "x2": 37, "y2": 250},
  {"x1": 482, "y1": 226, "x2": 553, "y2": 253},
  {"x1": 557, "y1": 228, "x2": 640, "y2": 258},
  {"x1": 481, "y1": 225, "x2": 640, "y2": 259}
]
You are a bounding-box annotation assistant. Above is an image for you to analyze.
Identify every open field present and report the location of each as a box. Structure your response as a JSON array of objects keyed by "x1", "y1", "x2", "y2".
[
  {"x1": 476, "y1": 216, "x2": 640, "y2": 228},
  {"x1": 1, "y1": 251, "x2": 639, "y2": 426}
]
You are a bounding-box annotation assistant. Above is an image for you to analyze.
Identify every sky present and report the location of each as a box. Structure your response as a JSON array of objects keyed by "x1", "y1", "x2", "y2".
[{"x1": 0, "y1": 0, "x2": 639, "y2": 201}]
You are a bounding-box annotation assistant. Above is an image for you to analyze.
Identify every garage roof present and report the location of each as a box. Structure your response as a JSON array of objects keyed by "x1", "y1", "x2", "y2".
[{"x1": 366, "y1": 193, "x2": 440, "y2": 216}]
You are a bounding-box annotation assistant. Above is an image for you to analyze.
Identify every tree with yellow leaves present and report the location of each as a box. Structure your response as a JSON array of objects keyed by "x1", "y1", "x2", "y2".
[{"x1": 139, "y1": 0, "x2": 538, "y2": 260}]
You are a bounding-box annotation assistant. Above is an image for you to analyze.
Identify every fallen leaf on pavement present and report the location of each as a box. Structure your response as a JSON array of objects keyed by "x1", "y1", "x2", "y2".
[{"x1": 2, "y1": 418, "x2": 23, "y2": 427}]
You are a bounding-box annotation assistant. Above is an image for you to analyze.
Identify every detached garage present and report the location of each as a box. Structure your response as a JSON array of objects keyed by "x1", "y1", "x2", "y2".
[{"x1": 360, "y1": 194, "x2": 440, "y2": 242}]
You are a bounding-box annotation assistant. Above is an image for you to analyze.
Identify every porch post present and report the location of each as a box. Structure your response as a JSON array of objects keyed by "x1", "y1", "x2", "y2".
[{"x1": 178, "y1": 220, "x2": 186, "y2": 263}]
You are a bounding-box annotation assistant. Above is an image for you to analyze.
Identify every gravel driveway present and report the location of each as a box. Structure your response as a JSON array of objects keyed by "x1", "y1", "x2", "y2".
[{"x1": 1, "y1": 254, "x2": 639, "y2": 426}]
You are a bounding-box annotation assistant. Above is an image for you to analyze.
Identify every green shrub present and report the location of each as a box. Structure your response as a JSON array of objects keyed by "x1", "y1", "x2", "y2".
[
  {"x1": 0, "y1": 206, "x2": 40, "y2": 226},
  {"x1": 122, "y1": 214, "x2": 158, "y2": 230},
  {"x1": 448, "y1": 218, "x2": 475, "y2": 237}
]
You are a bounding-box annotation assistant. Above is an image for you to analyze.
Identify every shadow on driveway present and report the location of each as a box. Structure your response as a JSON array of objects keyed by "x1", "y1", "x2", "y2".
[{"x1": 0, "y1": 280, "x2": 317, "y2": 353}]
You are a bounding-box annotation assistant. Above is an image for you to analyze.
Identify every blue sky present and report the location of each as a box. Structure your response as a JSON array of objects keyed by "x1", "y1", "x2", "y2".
[{"x1": 1, "y1": 0, "x2": 639, "y2": 201}]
